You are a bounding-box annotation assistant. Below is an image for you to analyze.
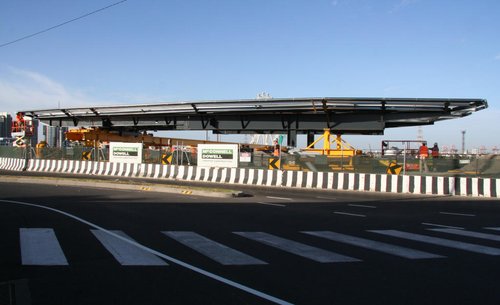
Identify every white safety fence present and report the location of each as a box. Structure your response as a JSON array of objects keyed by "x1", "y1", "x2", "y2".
[{"x1": 0, "y1": 157, "x2": 498, "y2": 198}]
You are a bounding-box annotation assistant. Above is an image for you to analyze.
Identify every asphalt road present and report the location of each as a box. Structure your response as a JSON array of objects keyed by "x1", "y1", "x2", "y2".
[{"x1": 1, "y1": 177, "x2": 500, "y2": 305}]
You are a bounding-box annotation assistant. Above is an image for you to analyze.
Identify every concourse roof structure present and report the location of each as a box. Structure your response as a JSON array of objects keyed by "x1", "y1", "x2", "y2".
[{"x1": 22, "y1": 97, "x2": 487, "y2": 146}]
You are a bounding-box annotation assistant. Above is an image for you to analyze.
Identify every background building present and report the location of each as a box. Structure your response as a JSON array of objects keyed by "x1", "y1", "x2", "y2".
[
  {"x1": 0, "y1": 112, "x2": 13, "y2": 145},
  {"x1": 43, "y1": 125, "x2": 67, "y2": 147},
  {"x1": 0, "y1": 112, "x2": 12, "y2": 138}
]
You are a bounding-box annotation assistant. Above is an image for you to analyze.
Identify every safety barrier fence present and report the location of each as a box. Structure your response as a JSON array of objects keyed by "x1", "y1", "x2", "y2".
[
  {"x1": 1, "y1": 157, "x2": 498, "y2": 198},
  {"x1": 1, "y1": 146, "x2": 500, "y2": 177}
]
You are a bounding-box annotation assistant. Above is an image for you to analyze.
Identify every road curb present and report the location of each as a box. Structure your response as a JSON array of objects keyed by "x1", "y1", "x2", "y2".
[{"x1": 0, "y1": 175, "x2": 242, "y2": 198}]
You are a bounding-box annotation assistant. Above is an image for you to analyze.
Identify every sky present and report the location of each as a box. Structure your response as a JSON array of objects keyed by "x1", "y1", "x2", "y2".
[{"x1": 0, "y1": 0, "x2": 499, "y2": 151}]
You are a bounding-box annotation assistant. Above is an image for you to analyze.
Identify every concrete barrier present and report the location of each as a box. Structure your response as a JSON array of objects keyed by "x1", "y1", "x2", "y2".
[
  {"x1": 0, "y1": 157, "x2": 25, "y2": 171},
  {"x1": 0, "y1": 157, "x2": 498, "y2": 198}
]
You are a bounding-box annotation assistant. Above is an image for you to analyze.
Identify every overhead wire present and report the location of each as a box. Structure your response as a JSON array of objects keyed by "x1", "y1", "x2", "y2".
[{"x1": 0, "y1": 0, "x2": 128, "y2": 49}]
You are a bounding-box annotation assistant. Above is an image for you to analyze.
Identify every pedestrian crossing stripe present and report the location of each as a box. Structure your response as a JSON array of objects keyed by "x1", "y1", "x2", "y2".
[
  {"x1": 234, "y1": 231, "x2": 360, "y2": 263},
  {"x1": 15, "y1": 228, "x2": 500, "y2": 267},
  {"x1": 163, "y1": 231, "x2": 267, "y2": 265},
  {"x1": 302, "y1": 231, "x2": 443, "y2": 259},
  {"x1": 429, "y1": 228, "x2": 500, "y2": 242},
  {"x1": 92, "y1": 230, "x2": 168, "y2": 266},
  {"x1": 386, "y1": 161, "x2": 402, "y2": 175},
  {"x1": 20, "y1": 228, "x2": 68, "y2": 266},
  {"x1": 370, "y1": 230, "x2": 500, "y2": 255}
]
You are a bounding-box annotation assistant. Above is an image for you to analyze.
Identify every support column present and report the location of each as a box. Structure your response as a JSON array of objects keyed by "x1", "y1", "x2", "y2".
[
  {"x1": 287, "y1": 129, "x2": 297, "y2": 147},
  {"x1": 307, "y1": 131, "x2": 315, "y2": 147}
]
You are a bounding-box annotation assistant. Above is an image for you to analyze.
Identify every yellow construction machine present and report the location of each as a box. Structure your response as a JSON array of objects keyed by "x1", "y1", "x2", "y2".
[
  {"x1": 65, "y1": 127, "x2": 234, "y2": 148},
  {"x1": 301, "y1": 129, "x2": 362, "y2": 170}
]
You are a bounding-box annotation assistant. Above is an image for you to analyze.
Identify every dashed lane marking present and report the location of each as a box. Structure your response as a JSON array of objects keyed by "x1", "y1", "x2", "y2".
[
  {"x1": 266, "y1": 196, "x2": 293, "y2": 201},
  {"x1": 334, "y1": 211, "x2": 366, "y2": 218},
  {"x1": 256, "y1": 202, "x2": 287, "y2": 207},
  {"x1": 348, "y1": 204, "x2": 377, "y2": 209},
  {"x1": 316, "y1": 196, "x2": 337, "y2": 200},
  {"x1": 439, "y1": 212, "x2": 476, "y2": 217}
]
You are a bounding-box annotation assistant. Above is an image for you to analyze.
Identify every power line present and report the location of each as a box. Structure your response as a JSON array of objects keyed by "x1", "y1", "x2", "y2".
[{"x1": 0, "y1": 0, "x2": 128, "y2": 49}]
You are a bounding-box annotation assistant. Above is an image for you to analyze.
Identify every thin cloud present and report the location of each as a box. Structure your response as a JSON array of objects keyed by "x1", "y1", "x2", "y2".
[
  {"x1": 0, "y1": 67, "x2": 110, "y2": 115},
  {"x1": 389, "y1": 0, "x2": 419, "y2": 13},
  {"x1": 495, "y1": 54, "x2": 500, "y2": 61}
]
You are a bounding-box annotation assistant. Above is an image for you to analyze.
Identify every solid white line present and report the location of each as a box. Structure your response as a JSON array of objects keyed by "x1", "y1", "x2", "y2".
[
  {"x1": 92, "y1": 230, "x2": 168, "y2": 266},
  {"x1": 369, "y1": 230, "x2": 500, "y2": 255},
  {"x1": 234, "y1": 231, "x2": 360, "y2": 263},
  {"x1": 0, "y1": 199, "x2": 294, "y2": 305},
  {"x1": 422, "y1": 223, "x2": 465, "y2": 230},
  {"x1": 302, "y1": 231, "x2": 443, "y2": 259},
  {"x1": 163, "y1": 231, "x2": 267, "y2": 265},
  {"x1": 20, "y1": 228, "x2": 69, "y2": 266},
  {"x1": 440, "y1": 212, "x2": 476, "y2": 217},
  {"x1": 257, "y1": 202, "x2": 287, "y2": 207},
  {"x1": 266, "y1": 196, "x2": 294, "y2": 201},
  {"x1": 334, "y1": 212, "x2": 366, "y2": 218},
  {"x1": 348, "y1": 204, "x2": 377, "y2": 209}
]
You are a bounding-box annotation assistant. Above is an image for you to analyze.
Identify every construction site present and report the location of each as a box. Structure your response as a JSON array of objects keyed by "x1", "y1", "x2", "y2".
[{"x1": 1, "y1": 97, "x2": 498, "y2": 178}]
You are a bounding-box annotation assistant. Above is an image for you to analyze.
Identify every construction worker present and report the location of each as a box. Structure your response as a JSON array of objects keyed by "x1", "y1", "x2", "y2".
[
  {"x1": 431, "y1": 143, "x2": 439, "y2": 158},
  {"x1": 273, "y1": 139, "x2": 280, "y2": 157},
  {"x1": 418, "y1": 142, "x2": 429, "y2": 173}
]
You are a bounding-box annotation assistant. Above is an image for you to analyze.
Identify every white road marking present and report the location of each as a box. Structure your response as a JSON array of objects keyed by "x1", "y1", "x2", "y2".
[
  {"x1": 1, "y1": 199, "x2": 294, "y2": 305},
  {"x1": 370, "y1": 230, "x2": 500, "y2": 255},
  {"x1": 257, "y1": 202, "x2": 287, "y2": 207},
  {"x1": 234, "y1": 231, "x2": 360, "y2": 263},
  {"x1": 348, "y1": 204, "x2": 377, "y2": 209},
  {"x1": 485, "y1": 227, "x2": 500, "y2": 231},
  {"x1": 422, "y1": 223, "x2": 464, "y2": 230},
  {"x1": 20, "y1": 228, "x2": 69, "y2": 266},
  {"x1": 439, "y1": 212, "x2": 476, "y2": 217},
  {"x1": 92, "y1": 230, "x2": 168, "y2": 266},
  {"x1": 302, "y1": 231, "x2": 443, "y2": 259},
  {"x1": 334, "y1": 211, "x2": 366, "y2": 218},
  {"x1": 316, "y1": 196, "x2": 337, "y2": 200},
  {"x1": 163, "y1": 231, "x2": 267, "y2": 265},
  {"x1": 429, "y1": 228, "x2": 500, "y2": 242},
  {"x1": 266, "y1": 196, "x2": 294, "y2": 201}
]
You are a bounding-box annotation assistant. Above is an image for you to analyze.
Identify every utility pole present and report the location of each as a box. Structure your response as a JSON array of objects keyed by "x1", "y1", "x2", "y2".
[
  {"x1": 461, "y1": 130, "x2": 466, "y2": 154},
  {"x1": 417, "y1": 126, "x2": 424, "y2": 142}
]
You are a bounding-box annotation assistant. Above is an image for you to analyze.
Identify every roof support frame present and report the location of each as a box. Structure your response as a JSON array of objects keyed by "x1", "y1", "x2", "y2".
[{"x1": 22, "y1": 97, "x2": 487, "y2": 137}]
